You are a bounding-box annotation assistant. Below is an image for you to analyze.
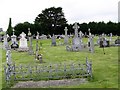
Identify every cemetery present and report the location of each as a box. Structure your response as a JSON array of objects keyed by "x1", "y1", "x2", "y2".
[
  {"x1": 0, "y1": 28, "x2": 119, "y2": 88},
  {"x1": 0, "y1": 4, "x2": 119, "y2": 89}
]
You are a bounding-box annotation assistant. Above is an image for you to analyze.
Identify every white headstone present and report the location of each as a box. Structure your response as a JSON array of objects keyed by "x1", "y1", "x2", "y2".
[{"x1": 18, "y1": 32, "x2": 28, "y2": 51}]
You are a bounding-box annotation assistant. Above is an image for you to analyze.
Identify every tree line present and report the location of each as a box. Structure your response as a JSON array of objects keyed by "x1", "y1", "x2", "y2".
[{"x1": 7, "y1": 7, "x2": 120, "y2": 36}]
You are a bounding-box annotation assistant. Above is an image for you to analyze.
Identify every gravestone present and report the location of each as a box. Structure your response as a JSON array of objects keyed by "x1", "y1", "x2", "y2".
[
  {"x1": 115, "y1": 37, "x2": 120, "y2": 45},
  {"x1": 11, "y1": 29, "x2": 19, "y2": 49},
  {"x1": 18, "y1": 32, "x2": 28, "y2": 51},
  {"x1": 72, "y1": 22, "x2": 82, "y2": 51},
  {"x1": 109, "y1": 33, "x2": 112, "y2": 41},
  {"x1": 99, "y1": 37, "x2": 110, "y2": 48},
  {"x1": 87, "y1": 29, "x2": 94, "y2": 53},
  {"x1": 35, "y1": 32, "x2": 39, "y2": 60},
  {"x1": 3, "y1": 33, "x2": 9, "y2": 50},
  {"x1": 79, "y1": 31, "x2": 83, "y2": 43},
  {"x1": 64, "y1": 27, "x2": 69, "y2": 45},
  {"x1": 6, "y1": 50, "x2": 12, "y2": 66},
  {"x1": 28, "y1": 28, "x2": 34, "y2": 55},
  {"x1": 97, "y1": 36, "x2": 101, "y2": 45},
  {"x1": 89, "y1": 36, "x2": 94, "y2": 53},
  {"x1": 40, "y1": 34, "x2": 47, "y2": 39},
  {"x1": 51, "y1": 34, "x2": 56, "y2": 46}
]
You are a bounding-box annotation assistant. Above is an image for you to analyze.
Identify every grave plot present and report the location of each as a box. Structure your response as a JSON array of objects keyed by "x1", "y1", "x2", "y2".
[{"x1": 4, "y1": 58, "x2": 92, "y2": 87}]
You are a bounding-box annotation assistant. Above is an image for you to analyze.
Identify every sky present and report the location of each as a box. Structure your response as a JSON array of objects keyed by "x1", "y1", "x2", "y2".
[{"x1": 0, "y1": 0, "x2": 119, "y2": 31}]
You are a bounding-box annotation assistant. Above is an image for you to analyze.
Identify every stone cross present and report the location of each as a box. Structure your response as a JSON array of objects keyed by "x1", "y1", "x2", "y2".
[
  {"x1": 89, "y1": 36, "x2": 94, "y2": 53},
  {"x1": 28, "y1": 28, "x2": 34, "y2": 55},
  {"x1": 36, "y1": 31, "x2": 39, "y2": 40},
  {"x1": 79, "y1": 31, "x2": 83, "y2": 38},
  {"x1": 109, "y1": 33, "x2": 112, "y2": 41},
  {"x1": 6, "y1": 50, "x2": 12, "y2": 66},
  {"x1": 64, "y1": 27, "x2": 68, "y2": 36},
  {"x1": 88, "y1": 28, "x2": 91, "y2": 36},
  {"x1": 28, "y1": 28, "x2": 31, "y2": 37},
  {"x1": 73, "y1": 22, "x2": 79, "y2": 37},
  {"x1": 3, "y1": 32, "x2": 9, "y2": 50}
]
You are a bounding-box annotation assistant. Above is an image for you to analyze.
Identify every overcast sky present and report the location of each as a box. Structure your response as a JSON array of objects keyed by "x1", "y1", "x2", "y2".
[{"x1": 0, "y1": 0, "x2": 119, "y2": 31}]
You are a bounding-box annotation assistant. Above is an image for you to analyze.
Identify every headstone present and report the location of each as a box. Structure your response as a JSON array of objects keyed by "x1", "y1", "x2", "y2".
[
  {"x1": 18, "y1": 32, "x2": 28, "y2": 51},
  {"x1": 28, "y1": 28, "x2": 34, "y2": 55},
  {"x1": 6, "y1": 50, "x2": 12, "y2": 66},
  {"x1": 79, "y1": 31, "x2": 83, "y2": 43},
  {"x1": 73, "y1": 22, "x2": 79, "y2": 37},
  {"x1": 115, "y1": 37, "x2": 120, "y2": 45},
  {"x1": 99, "y1": 37, "x2": 110, "y2": 47},
  {"x1": 109, "y1": 33, "x2": 112, "y2": 41},
  {"x1": 40, "y1": 34, "x2": 47, "y2": 39},
  {"x1": 89, "y1": 36, "x2": 94, "y2": 53},
  {"x1": 64, "y1": 27, "x2": 69, "y2": 45},
  {"x1": 51, "y1": 34, "x2": 56, "y2": 46},
  {"x1": 88, "y1": 29, "x2": 94, "y2": 53},
  {"x1": 11, "y1": 29, "x2": 19, "y2": 49},
  {"x1": 72, "y1": 22, "x2": 82, "y2": 51},
  {"x1": 35, "y1": 32, "x2": 39, "y2": 60},
  {"x1": 3, "y1": 32, "x2": 9, "y2": 50}
]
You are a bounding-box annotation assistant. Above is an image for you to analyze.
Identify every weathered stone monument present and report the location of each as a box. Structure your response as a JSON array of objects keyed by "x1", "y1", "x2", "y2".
[
  {"x1": 35, "y1": 31, "x2": 39, "y2": 60},
  {"x1": 64, "y1": 27, "x2": 69, "y2": 45},
  {"x1": 115, "y1": 36, "x2": 120, "y2": 45},
  {"x1": 18, "y1": 32, "x2": 28, "y2": 51},
  {"x1": 6, "y1": 49, "x2": 12, "y2": 66},
  {"x1": 51, "y1": 34, "x2": 56, "y2": 46},
  {"x1": 11, "y1": 29, "x2": 19, "y2": 49},
  {"x1": 3, "y1": 32, "x2": 9, "y2": 50},
  {"x1": 28, "y1": 28, "x2": 34, "y2": 55},
  {"x1": 66, "y1": 23, "x2": 94, "y2": 53},
  {"x1": 99, "y1": 33, "x2": 110, "y2": 48},
  {"x1": 72, "y1": 22, "x2": 82, "y2": 51},
  {"x1": 88, "y1": 29, "x2": 94, "y2": 53}
]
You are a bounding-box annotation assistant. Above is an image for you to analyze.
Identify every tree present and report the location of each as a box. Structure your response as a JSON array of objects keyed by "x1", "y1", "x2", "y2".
[
  {"x1": 14, "y1": 22, "x2": 32, "y2": 36},
  {"x1": 35, "y1": 7, "x2": 67, "y2": 35},
  {"x1": 7, "y1": 18, "x2": 13, "y2": 36}
]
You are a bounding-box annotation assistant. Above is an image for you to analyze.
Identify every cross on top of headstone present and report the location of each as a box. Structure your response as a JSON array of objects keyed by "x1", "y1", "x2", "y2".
[
  {"x1": 36, "y1": 31, "x2": 39, "y2": 39},
  {"x1": 88, "y1": 28, "x2": 91, "y2": 36},
  {"x1": 28, "y1": 28, "x2": 31, "y2": 36},
  {"x1": 79, "y1": 31, "x2": 83, "y2": 38},
  {"x1": 73, "y1": 22, "x2": 79, "y2": 37},
  {"x1": 64, "y1": 27, "x2": 68, "y2": 36}
]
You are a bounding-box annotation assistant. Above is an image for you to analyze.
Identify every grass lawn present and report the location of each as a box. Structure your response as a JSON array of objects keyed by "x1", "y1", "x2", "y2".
[{"x1": 1, "y1": 36, "x2": 119, "y2": 89}]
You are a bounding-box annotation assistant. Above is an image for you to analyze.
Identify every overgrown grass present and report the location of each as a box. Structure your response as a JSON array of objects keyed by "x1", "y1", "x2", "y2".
[{"x1": 1, "y1": 36, "x2": 119, "y2": 88}]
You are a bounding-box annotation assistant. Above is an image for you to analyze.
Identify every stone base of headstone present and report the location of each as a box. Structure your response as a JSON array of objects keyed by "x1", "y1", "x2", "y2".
[
  {"x1": 28, "y1": 47, "x2": 34, "y2": 55},
  {"x1": 17, "y1": 47, "x2": 29, "y2": 52},
  {"x1": 51, "y1": 42, "x2": 56, "y2": 46},
  {"x1": 64, "y1": 36, "x2": 69, "y2": 45}
]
